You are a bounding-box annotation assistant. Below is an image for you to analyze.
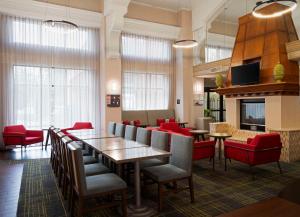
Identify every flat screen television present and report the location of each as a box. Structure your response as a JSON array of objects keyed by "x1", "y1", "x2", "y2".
[{"x1": 231, "y1": 62, "x2": 260, "y2": 86}]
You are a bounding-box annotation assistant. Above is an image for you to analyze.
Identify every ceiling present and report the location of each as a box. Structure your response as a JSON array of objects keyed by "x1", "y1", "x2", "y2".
[
  {"x1": 131, "y1": 0, "x2": 191, "y2": 11},
  {"x1": 214, "y1": 0, "x2": 300, "y2": 31}
]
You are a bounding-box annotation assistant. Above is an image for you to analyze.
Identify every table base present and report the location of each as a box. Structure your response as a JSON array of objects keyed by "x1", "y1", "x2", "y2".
[{"x1": 127, "y1": 204, "x2": 157, "y2": 217}]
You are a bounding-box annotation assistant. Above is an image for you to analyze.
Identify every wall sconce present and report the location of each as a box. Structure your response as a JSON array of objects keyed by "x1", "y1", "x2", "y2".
[{"x1": 107, "y1": 80, "x2": 120, "y2": 95}]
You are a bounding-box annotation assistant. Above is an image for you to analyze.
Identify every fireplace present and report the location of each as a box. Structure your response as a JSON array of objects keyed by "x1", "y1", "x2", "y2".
[{"x1": 240, "y1": 99, "x2": 265, "y2": 132}]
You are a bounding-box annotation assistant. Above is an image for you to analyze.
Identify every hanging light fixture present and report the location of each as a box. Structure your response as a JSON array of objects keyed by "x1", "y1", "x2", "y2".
[
  {"x1": 252, "y1": 0, "x2": 298, "y2": 19},
  {"x1": 43, "y1": 0, "x2": 78, "y2": 31},
  {"x1": 173, "y1": 0, "x2": 199, "y2": 49}
]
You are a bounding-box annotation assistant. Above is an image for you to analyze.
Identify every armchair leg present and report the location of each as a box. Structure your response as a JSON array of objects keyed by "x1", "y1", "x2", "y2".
[
  {"x1": 212, "y1": 157, "x2": 215, "y2": 171},
  {"x1": 249, "y1": 166, "x2": 255, "y2": 181},
  {"x1": 188, "y1": 177, "x2": 195, "y2": 203},
  {"x1": 277, "y1": 161, "x2": 283, "y2": 174}
]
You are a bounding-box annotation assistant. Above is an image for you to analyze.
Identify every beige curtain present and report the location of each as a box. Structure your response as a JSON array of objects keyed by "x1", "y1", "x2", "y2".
[
  {"x1": 0, "y1": 14, "x2": 101, "y2": 147},
  {"x1": 121, "y1": 33, "x2": 175, "y2": 111}
]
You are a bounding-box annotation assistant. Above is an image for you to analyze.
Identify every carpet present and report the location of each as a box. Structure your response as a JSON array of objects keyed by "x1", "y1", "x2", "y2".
[{"x1": 14, "y1": 158, "x2": 300, "y2": 217}]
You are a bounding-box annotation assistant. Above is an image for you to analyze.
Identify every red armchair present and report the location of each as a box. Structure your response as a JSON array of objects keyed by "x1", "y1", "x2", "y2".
[
  {"x1": 193, "y1": 140, "x2": 216, "y2": 169},
  {"x1": 224, "y1": 133, "x2": 282, "y2": 175},
  {"x1": 2, "y1": 125, "x2": 44, "y2": 149}
]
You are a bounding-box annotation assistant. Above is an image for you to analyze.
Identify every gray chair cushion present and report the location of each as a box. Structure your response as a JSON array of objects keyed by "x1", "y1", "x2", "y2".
[
  {"x1": 140, "y1": 158, "x2": 165, "y2": 169},
  {"x1": 170, "y1": 134, "x2": 193, "y2": 176},
  {"x1": 124, "y1": 125, "x2": 137, "y2": 141},
  {"x1": 115, "y1": 123, "x2": 125, "y2": 137},
  {"x1": 84, "y1": 163, "x2": 110, "y2": 176},
  {"x1": 83, "y1": 156, "x2": 98, "y2": 165},
  {"x1": 108, "y1": 122, "x2": 116, "y2": 135},
  {"x1": 136, "y1": 128, "x2": 151, "y2": 145},
  {"x1": 142, "y1": 164, "x2": 189, "y2": 182},
  {"x1": 150, "y1": 130, "x2": 168, "y2": 150},
  {"x1": 85, "y1": 173, "x2": 127, "y2": 196}
]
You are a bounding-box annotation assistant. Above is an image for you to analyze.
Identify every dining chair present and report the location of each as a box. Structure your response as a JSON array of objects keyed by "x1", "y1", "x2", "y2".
[
  {"x1": 140, "y1": 130, "x2": 169, "y2": 169},
  {"x1": 135, "y1": 127, "x2": 151, "y2": 145},
  {"x1": 67, "y1": 142, "x2": 128, "y2": 217},
  {"x1": 142, "y1": 134, "x2": 194, "y2": 211},
  {"x1": 124, "y1": 125, "x2": 137, "y2": 141},
  {"x1": 115, "y1": 123, "x2": 126, "y2": 137},
  {"x1": 108, "y1": 122, "x2": 116, "y2": 135}
]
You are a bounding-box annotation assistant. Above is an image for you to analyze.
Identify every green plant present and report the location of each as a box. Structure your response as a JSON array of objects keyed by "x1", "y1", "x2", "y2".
[
  {"x1": 215, "y1": 73, "x2": 223, "y2": 88},
  {"x1": 204, "y1": 109, "x2": 211, "y2": 117},
  {"x1": 273, "y1": 63, "x2": 285, "y2": 83}
]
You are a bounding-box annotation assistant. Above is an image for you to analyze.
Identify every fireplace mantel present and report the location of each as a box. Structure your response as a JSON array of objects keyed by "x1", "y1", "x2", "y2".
[{"x1": 214, "y1": 82, "x2": 299, "y2": 98}]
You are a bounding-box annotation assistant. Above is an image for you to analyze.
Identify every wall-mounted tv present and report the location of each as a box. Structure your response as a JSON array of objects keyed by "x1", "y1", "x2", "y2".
[{"x1": 231, "y1": 62, "x2": 260, "y2": 86}]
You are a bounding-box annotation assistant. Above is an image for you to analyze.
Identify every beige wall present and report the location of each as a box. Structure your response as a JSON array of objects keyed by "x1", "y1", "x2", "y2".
[
  {"x1": 225, "y1": 96, "x2": 300, "y2": 131},
  {"x1": 126, "y1": 3, "x2": 178, "y2": 26},
  {"x1": 209, "y1": 20, "x2": 238, "y2": 37},
  {"x1": 35, "y1": 0, "x2": 103, "y2": 12}
]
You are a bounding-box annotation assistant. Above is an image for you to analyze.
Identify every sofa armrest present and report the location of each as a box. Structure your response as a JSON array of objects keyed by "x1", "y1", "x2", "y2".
[
  {"x1": 27, "y1": 130, "x2": 44, "y2": 138},
  {"x1": 247, "y1": 138, "x2": 253, "y2": 144},
  {"x1": 224, "y1": 140, "x2": 256, "y2": 151}
]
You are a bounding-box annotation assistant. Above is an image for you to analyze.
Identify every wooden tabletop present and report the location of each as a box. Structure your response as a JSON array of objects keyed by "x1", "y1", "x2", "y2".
[
  {"x1": 208, "y1": 133, "x2": 232, "y2": 138},
  {"x1": 67, "y1": 129, "x2": 116, "y2": 140},
  {"x1": 189, "y1": 130, "x2": 209, "y2": 134},
  {"x1": 217, "y1": 197, "x2": 300, "y2": 217},
  {"x1": 84, "y1": 138, "x2": 148, "y2": 152},
  {"x1": 102, "y1": 146, "x2": 171, "y2": 164}
]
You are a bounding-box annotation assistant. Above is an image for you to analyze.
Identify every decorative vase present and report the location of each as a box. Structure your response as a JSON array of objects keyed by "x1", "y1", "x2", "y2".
[
  {"x1": 273, "y1": 63, "x2": 285, "y2": 83},
  {"x1": 215, "y1": 73, "x2": 223, "y2": 88}
]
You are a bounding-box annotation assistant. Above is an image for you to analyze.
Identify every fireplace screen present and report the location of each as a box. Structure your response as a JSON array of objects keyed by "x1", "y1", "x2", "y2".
[{"x1": 240, "y1": 99, "x2": 265, "y2": 132}]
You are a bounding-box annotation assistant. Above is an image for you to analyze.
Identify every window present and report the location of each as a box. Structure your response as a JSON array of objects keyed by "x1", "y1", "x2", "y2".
[
  {"x1": 121, "y1": 33, "x2": 174, "y2": 111},
  {"x1": 205, "y1": 45, "x2": 232, "y2": 62},
  {"x1": 13, "y1": 65, "x2": 96, "y2": 129}
]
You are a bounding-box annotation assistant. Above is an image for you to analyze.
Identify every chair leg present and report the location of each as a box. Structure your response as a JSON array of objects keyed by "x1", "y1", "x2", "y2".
[
  {"x1": 158, "y1": 183, "x2": 163, "y2": 211},
  {"x1": 188, "y1": 177, "x2": 195, "y2": 203},
  {"x1": 224, "y1": 157, "x2": 227, "y2": 171},
  {"x1": 277, "y1": 161, "x2": 283, "y2": 174},
  {"x1": 121, "y1": 190, "x2": 127, "y2": 217},
  {"x1": 212, "y1": 157, "x2": 215, "y2": 171},
  {"x1": 77, "y1": 198, "x2": 83, "y2": 217}
]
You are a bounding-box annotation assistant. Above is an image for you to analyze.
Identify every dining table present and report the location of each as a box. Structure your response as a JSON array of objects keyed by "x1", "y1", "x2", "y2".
[
  {"x1": 67, "y1": 129, "x2": 117, "y2": 140},
  {"x1": 83, "y1": 137, "x2": 171, "y2": 217}
]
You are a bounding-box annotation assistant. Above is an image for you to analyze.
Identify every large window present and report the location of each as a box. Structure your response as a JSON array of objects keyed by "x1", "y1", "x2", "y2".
[
  {"x1": 121, "y1": 33, "x2": 174, "y2": 111},
  {"x1": 0, "y1": 15, "x2": 100, "y2": 129},
  {"x1": 205, "y1": 45, "x2": 232, "y2": 62}
]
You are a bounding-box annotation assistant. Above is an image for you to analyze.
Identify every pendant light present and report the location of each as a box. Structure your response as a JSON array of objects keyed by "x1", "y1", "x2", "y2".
[
  {"x1": 173, "y1": 0, "x2": 199, "y2": 49},
  {"x1": 252, "y1": 0, "x2": 298, "y2": 19},
  {"x1": 43, "y1": 0, "x2": 78, "y2": 32}
]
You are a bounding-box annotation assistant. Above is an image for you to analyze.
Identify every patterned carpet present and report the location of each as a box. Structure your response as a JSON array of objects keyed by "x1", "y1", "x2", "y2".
[{"x1": 13, "y1": 158, "x2": 300, "y2": 217}]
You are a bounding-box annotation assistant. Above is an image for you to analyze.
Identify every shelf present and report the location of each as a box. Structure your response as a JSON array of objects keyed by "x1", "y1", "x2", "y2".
[{"x1": 213, "y1": 82, "x2": 299, "y2": 98}]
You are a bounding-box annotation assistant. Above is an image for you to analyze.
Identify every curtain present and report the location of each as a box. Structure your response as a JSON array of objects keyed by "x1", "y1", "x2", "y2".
[
  {"x1": 205, "y1": 45, "x2": 232, "y2": 63},
  {"x1": 0, "y1": 14, "x2": 101, "y2": 145},
  {"x1": 121, "y1": 33, "x2": 174, "y2": 111}
]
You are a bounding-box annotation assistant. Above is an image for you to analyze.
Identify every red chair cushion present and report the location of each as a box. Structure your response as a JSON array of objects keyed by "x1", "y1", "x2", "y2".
[
  {"x1": 123, "y1": 120, "x2": 130, "y2": 125},
  {"x1": 24, "y1": 136, "x2": 43, "y2": 145},
  {"x1": 134, "y1": 120, "x2": 141, "y2": 127}
]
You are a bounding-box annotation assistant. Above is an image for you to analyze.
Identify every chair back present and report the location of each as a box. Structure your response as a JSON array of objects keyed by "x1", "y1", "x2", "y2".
[
  {"x1": 67, "y1": 142, "x2": 87, "y2": 195},
  {"x1": 73, "y1": 122, "x2": 93, "y2": 130},
  {"x1": 150, "y1": 130, "x2": 168, "y2": 150},
  {"x1": 170, "y1": 134, "x2": 193, "y2": 175},
  {"x1": 108, "y1": 122, "x2": 116, "y2": 135},
  {"x1": 3, "y1": 125, "x2": 26, "y2": 134},
  {"x1": 115, "y1": 123, "x2": 125, "y2": 137},
  {"x1": 136, "y1": 128, "x2": 151, "y2": 145},
  {"x1": 124, "y1": 125, "x2": 137, "y2": 141},
  {"x1": 250, "y1": 133, "x2": 282, "y2": 149}
]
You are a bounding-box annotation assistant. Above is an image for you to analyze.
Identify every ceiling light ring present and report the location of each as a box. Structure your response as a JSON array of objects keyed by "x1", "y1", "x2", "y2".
[
  {"x1": 173, "y1": 39, "x2": 199, "y2": 49},
  {"x1": 252, "y1": 0, "x2": 298, "y2": 18}
]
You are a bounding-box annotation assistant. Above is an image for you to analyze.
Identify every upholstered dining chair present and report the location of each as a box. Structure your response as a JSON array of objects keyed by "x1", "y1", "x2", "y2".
[
  {"x1": 140, "y1": 130, "x2": 169, "y2": 169},
  {"x1": 135, "y1": 127, "x2": 151, "y2": 145},
  {"x1": 67, "y1": 142, "x2": 128, "y2": 217},
  {"x1": 115, "y1": 123, "x2": 126, "y2": 137},
  {"x1": 124, "y1": 125, "x2": 137, "y2": 141},
  {"x1": 108, "y1": 122, "x2": 116, "y2": 135},
  {"x1": 142, "y1": 134, "x2": 194, "y2": 211}
]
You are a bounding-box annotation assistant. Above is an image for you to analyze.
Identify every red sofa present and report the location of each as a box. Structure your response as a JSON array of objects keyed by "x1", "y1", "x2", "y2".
[
  {"x1": 158, "y1": 122, "x2": 192, "y2": 136},
  {"x1": 61, "y1": 122, "x2": 93, "y2": 133},
  {"x1": 224, "y1": 133, "x2": 282, "y2": 174},
  {"x1": 2, "y1": 125, "x2": 44, "y2": 149}
]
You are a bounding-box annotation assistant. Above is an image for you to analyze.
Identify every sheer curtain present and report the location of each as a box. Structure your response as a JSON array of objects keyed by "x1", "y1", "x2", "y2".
[
  {"x1": 205, "y1": 45, "x2": 232, "y2": 62},
  {"x1": 121, "y1": 33, "x2": 174, "y2": 111},
  {"x1": 0, "y1": 14, "x2": 101, "y2": 143}
]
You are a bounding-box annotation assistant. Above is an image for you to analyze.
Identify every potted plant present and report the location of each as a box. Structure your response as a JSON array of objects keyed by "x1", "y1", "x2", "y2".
[{"x1": 215, "y1": 73, "x2": 223, "y2": 88}]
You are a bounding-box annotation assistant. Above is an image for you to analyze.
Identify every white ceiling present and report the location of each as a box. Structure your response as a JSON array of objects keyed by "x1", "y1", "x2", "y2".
[{"x1": 131, "y1": 0, "x2": 191, "y2": 11}]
